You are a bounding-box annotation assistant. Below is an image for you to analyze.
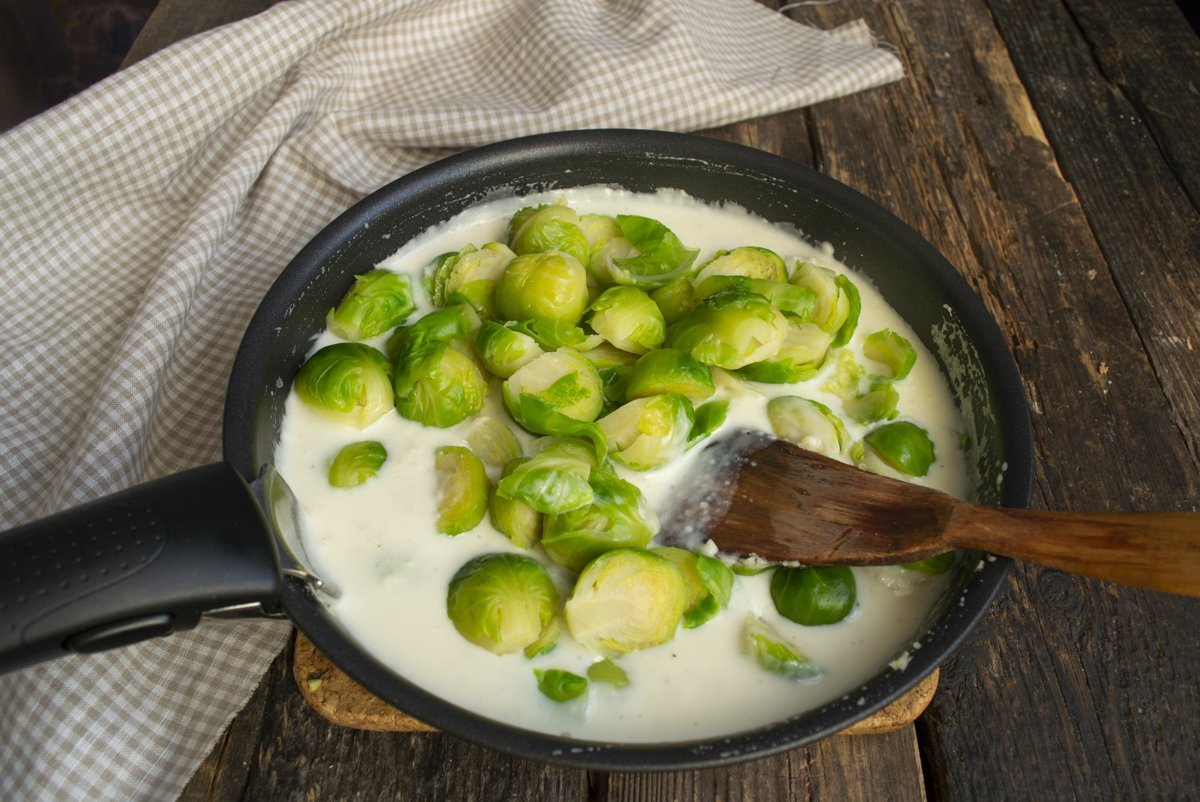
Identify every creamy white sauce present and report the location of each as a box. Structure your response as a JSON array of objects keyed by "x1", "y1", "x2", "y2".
[{"x1": 274, "y1": 187, "x2": 967, "y2": 743}]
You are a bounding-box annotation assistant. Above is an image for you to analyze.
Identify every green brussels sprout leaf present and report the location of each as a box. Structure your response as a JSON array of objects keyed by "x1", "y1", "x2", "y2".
[
  {"x1": 744, "y1": 615, "x2": 822, "y2": 681},
  {"x1": 901, "y1": 551, "x2": 957, "y2": 574},
  {"x1": 586, "y1": 658, "x2": 630, "y2": 688},
  {"x1": 495, "y1": 441, "x2": 595, "y2": 515},
  {"x1": 490, "y1": 457, "x2": 544, "y2": 549},
  {"x1": 534, "y1": 668, "x2": 589, "y2": 702},
  {"x1": 687, "y1": 399, "x2": 729, "y2": 450},
  {"x1": 542, "y1": 472, "x2": 659, "y2": 573},
  {"x1": 622, "y1": 348, "x2": 715, "y2": 403}
]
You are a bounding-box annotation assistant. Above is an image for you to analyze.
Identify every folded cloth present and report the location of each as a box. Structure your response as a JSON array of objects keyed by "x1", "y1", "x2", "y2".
[{"x1": 0, "y1": 0, "x2": 900, "y2": 798}]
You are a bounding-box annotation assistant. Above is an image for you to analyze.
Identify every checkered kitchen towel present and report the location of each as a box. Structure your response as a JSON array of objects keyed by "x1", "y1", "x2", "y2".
[{"x1": 0, "y1": 0, "x2": 900, "y2": 798}]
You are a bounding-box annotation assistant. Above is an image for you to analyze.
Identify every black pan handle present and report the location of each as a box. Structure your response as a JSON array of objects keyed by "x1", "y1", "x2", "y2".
[{"x1": 0, "y1": 463, "x2": 282, "y2": 673}]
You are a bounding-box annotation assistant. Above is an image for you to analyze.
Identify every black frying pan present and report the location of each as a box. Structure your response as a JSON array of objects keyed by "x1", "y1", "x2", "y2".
[{"x1": 0, "y1": 130, "x2": 1032, "y2": 770}]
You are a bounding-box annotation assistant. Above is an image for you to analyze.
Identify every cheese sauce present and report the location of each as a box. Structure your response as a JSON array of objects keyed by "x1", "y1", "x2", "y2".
[{"x1": 274, "y1": 187, "x2": 967, "y2": 743}]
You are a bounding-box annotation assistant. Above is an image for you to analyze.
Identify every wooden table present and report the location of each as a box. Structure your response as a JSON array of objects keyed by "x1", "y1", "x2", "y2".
[{"x1": 129, "y1": 1, "x2": 1200, "y2": 798}]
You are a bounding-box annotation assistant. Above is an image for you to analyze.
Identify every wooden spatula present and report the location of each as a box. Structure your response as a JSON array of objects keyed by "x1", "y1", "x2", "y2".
[{"x1": 667, "y1": 430, "x2": 1200, "y2": 597}]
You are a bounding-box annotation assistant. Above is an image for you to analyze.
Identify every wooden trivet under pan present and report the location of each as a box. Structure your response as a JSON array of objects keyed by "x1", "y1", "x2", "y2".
[{"x1": 292, "y1": 633, "x2": 938, "y2": 736}]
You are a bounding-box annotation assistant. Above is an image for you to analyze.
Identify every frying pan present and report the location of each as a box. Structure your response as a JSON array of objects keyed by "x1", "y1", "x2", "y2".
[{"x1": 0, "y1": 129, "x2": 1032, "y2": 770}]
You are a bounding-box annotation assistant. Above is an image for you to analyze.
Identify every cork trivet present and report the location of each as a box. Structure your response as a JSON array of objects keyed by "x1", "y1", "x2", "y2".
[{"x1": 293, "y1": 633, "x2": 938, "y2": 735}]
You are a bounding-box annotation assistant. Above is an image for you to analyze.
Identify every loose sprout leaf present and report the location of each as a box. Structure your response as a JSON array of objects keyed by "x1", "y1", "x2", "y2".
[
  {"x1": 587, "y1": 658, "x2": 630, "y2": 688},
  {"x1": 901, "y1": 551, "x2": 957, "y2": 574},
  {"x1": 831, "y1": 274, "x2": 861, "y2": 347},
  {"x1": 294, "y1": 342, "x2": 394, "y2": 429},
  {"x1": 447, "y1": 553, "x2": 559, "y2": 655},
  {"x1": 490, "y1": 458, "x2": 544, "y2": 549},
  {"x1": 737, "y1": 321, "x2": 832, "y2": 384},
  {"x1": 594, "y1": 214, "x2": 699, "y2": 287},
  {"x1": 564, "y1": 547, "x2": 687, "y2": 655},
  {"x1": 542, "y1": 472, "x2": 659, "y2": 573},
  {"x1": 327, "y1": 269, "x2": 417, "y2": 341},
  {"x1": 434, "y1": 446, "x2": 490, "y2": 535},
  {"x1": 687, "y1": 399, "x2": 729, "y2": 450},
  {"x1": 466, "y1": 416, "x2": 524, "y2": 468},
  {"x1": 534, "y1": 668, "x2": 589, "y2": 702},
  {"x1": 622, "y1": 348, "x2": 715, "y2": 403},
  {"x1": 475, "y1": 320, "x2": 544, "y2": 378},
  {"x1": 843, "y1": 380, "x2": 900, "y2": 424},
  {"x1": 770, "y1": 566, "x2": 856, "y2": 626},
  {"x1": 503, "y1": 350, "x2": 605, "y2": 426},
  {"x1": 863, "y1": 328, "x2": 917, "y2": 380},
  {"x1": 863, "y1": 420, "x2": 936, "y2": 477},
  {"x1": 509, "y1": 317, "x2": 600, "y2": 351},
  {"x1": 508, "y1": 394, "x2": 608, "y2": 463},
  {"x1": 744, "y1": 615, "x2": 823, "y2": 681},
  {"x1": 328, "y1": 440, "x2": 388, "y2": 488},
  {"x1": 694, "y1": 275, "x2": 818, "y2": 320}
]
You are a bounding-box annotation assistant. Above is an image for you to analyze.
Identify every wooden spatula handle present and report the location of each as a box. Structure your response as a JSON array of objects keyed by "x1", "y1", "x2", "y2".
[{"x1": 950, "y1": 507, "x2": 1200, "y2": 596}]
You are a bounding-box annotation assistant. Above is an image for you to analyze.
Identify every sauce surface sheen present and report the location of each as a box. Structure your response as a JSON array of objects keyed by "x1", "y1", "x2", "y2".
[{"x1": 274, "y1": 186, "x2": 966, "y2": 743}]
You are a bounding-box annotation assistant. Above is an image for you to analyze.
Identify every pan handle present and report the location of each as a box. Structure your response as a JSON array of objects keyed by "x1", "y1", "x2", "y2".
[{"x1": 0, "y1": 463, "x2": 282, "y2": 673}]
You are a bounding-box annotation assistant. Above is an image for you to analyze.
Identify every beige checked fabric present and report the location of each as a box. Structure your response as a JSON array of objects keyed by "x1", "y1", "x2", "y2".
[{"x1": 0, "y1": 0, "x2": 900, "y2": 798}]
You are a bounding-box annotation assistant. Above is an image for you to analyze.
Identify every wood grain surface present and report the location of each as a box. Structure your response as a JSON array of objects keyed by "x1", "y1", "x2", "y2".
[{"x1": 158, "y1": 0, "x2": 1199, "y2": 799}]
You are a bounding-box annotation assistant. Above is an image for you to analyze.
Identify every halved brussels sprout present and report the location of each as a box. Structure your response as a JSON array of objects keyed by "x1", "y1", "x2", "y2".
[
  {"x1": 394, "y1": 341, "x2": 488, "y2": 428},
  {"x1": 863, "y1": 420, "x2": 936, "y2": 476},
  {"x1": 475, "y1": 320, "x2": 544, "y2": 378},
  {"x1": 649, "y1": 276, "x2": 696, "y2": 324},
  {"x1": 743, "y1": 615, "x2": 822, "y2": 681},
  {"x1": 766, "y1": 396, "x2": 851, "y2": 458},
  {"x1": 494, "y1": 439, "x2": 596, "y2": 515},
  {"x1": 429, "y1": 242, "x2": 516, "y2": 315},
  {"x1": 586, "y1": 286, "x2": 666, "y2": 355},
  {"x1": 542, "y1": 470, "x2": 659, "y2": 573},
  {"x1": 507, "y1": 203, "x2": 591, "y2": 266},
  {"x1": 564, "y1": 548, "x2": 687, "y2": 656},
  {"x1": 534, "y1": 668, "x2": 588, "y2": 702},
  {"x1": 466, "y1": 415, "x2": 524, "y2": 468},
  {"x1": 589, "y1": 215, "x2": 699, "y2": 288},
  {"x1": 737, "y1": 321, "x2": 832, "y2": 384},
  {"x1": 495, "y1": 251, "x2": 589, "y2": 325},
  {"x1": 863, "y1": 328, "x2": 917, "y2": 380},
  {"x1": 294, "y1": 342, "x2": 394, "y2": 429},
  {"x1": 434, "y1": 445, "x2": 490, "y2": 535},
  {"x1": 652, "y1": 547, "x2": 735, "y2": 629},
  {"x1": 446, "y1": 553, "x2": 559, "y2": 655},
  {"x1": 693, "y1": 246, "x2": 787, "y2": 283},
  {"x1": 490, "y1": 457, "x2": 543, "y2": 549},
  {"x1": 622, "y1": 348, "x2": 715, "y2": 403},
  {"x1": 326, "y1": 269, "x2": 417, "y2": 341},
  {"x1": 843, "y1": 380, "x2": 900, "y2": 424},
  {"x1": 692, "y1": 275, "x2": 818, "y2": 320},
  {"x1": 328, "y1": 440, "x2": 387, "y2": 488},
  {"x1": 598, "y1": 393, "x2": 694, "y2": 471},
  {"x1": 791, "y1": 262, "x2": 861, "y2": 346},
  {"x1": 666, "y1": 289, "x2": 790, "y2": 370},
  {"x1": 385, "y1": 304, "x2": 478, "y2": 363},
  {"x1": 770, "y1": 566, "x2": 856, "y2": 626},
  {"x1": 502, "y1": 349, "x2": 605, "y2": 436}
]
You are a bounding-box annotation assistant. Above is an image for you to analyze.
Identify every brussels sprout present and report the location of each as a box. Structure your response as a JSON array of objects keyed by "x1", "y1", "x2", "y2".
[
  {"x1": 649, "y1": 276, "x2": 696, "y2": 324},
  {"x1": 385, "y1": 304, "x2": 478, "y2": 362},
  {"x1": 534, "y1": 668, "x2": 588, "y2": 702},
  {"x1": 490, "y1": 457, "x2": 543, "y2": 548},
  {"x1": 743, "y1": 615, "x2": 822, "y2": 681},
  {"x1": 494, "y1": 251, "x2": 590, "y2": 325},
  {"x1": 901, "y1": 551, "x2": 957, "y2": 574},
  {"x1": 494, "y1": 439, "x2": 595, "y2": 515},
  {"x1": 446, "y1": 553, "x2": 560, "y2": 655},
  {"x1": 652, "y1": 547, "x2": 735, "y2": 629},
  {"x1": 586, "y1": 286, "x2": 666, "y2": 355},
  {"x1": 428, "y1": 242, "x2": 516, "y2": 315},
  {"x1": 766, "y1": 396, "x2": 851, "y2": 458},
  {"x1": 394, "y1": 340, "x2": 488, "y2": 428},
  {"x1": 434, "y1": 445, "x2": 490, "y2": 535},
  {"x1": 328, "y1": 440, "x2": 387, "y2": 488},
  {"x1": 466, "y1": 415, "x2": 524, "y2": 468},
  {"x1": 863, "y1": 328, "x2": 917, "y2": 380},
  {"x1": 597, "y1": 365, "x2": 629, "y2": 417},
  {"x1": 622, "y1": 348, "x2": 715, "y2": 403},
  {"x1": 326, "y1": 269, "x2": 417, "y2": 341},
  {"x1": 475, "y1": 320, "x2": 544, "y2": 378},
  {"x1": 843, "y1": 380, "x2": 900, "y2": 424},
  {"x1": 770, "y1": 566, "x2": 856, "y2": 626},
  {"x1": 589, "y1": 215, "x2": 699, "y2": 288},
  {"x1": 542, "y1": 471, "x2": 659, "y2": 573},
  {"x1": 507, "y1": 203, "x2": 591, "y2": 266},
  {"x1": 863, "y1": 420, "x2": 936, "y2": 476},
  {"x1": 564, "y1": 548, "x2": 688, "y2": 655},
  {"x1": 578, "y1": 213, "x2": 623, "y2": 248},
  {"x1": 294, "y1": 342, "x2": 394, "y2": 429},
  {"x1": 598, "y1": 393, "x2": 694, "y2": 471},
  {"x1": 692, "y1": 274, "x2": 818, "y2": 320},
  {"x1": 586, "y1": 658, "x2": 630, "y2": 688},
  {"x1": 791, "y1": 262, "x2": 861, "y2": 346},
  {"x1": 665, "y1": 289, "x2": 790, "y2": 370},
  {"x1": 503, "y1": 349, "x2": 605, "y2": 434},
  {"x1": 737, "y1": 322, "x2": 832, "y2": 383},
  {"x1": 694, "y1": 246, "x2": 788, "y2": 283},
  {"x1": 687, "y1": 399, "x2": 729, "y2": 449}
]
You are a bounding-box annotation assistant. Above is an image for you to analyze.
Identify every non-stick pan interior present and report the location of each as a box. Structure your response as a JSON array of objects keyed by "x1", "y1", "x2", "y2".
[{"x1": 224, "y1": 129, "x2": 1032, "y2": 770}]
